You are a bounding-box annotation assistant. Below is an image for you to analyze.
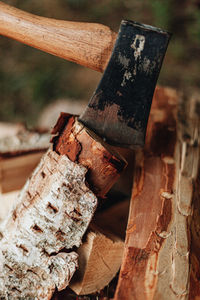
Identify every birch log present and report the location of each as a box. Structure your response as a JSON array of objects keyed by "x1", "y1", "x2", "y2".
[
  {"x1": 0, "y1": 114, "x2": 125, "y2": 299},
  {"x1": 115, "y1": 87, "x2": 200, "y2": 300}
]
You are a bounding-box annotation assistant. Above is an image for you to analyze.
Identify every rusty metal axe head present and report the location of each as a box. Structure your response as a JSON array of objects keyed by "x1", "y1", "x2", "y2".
[{"x1": 79, "y1": 20, "x2": 171, "y2": 149}]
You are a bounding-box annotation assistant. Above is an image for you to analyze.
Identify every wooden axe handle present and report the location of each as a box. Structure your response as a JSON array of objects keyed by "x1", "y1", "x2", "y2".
[{"x1": 0, "y1": 1, "x2": 117, "y2": 72}]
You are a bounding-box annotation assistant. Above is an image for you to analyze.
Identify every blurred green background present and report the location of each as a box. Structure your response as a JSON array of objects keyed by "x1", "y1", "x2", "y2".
[{"x1": 0, "y1": 0, "x2": 200, "y2": 126}]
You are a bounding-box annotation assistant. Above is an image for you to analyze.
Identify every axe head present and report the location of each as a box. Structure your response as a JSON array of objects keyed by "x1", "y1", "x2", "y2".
[{"x1": 79, "y1": 20, "x2": 171, "y2": 149}]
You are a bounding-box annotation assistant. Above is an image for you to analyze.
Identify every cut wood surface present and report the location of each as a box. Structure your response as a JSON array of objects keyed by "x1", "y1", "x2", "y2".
[
  {"x1": 0, "y1": 114, "x2": 126, "y2": 298},
  {"x1": 69, "y1": 229, "x2": 124, "y2": 295},
  {"x1": 0, "y1": 129, "x2": 50, "y2": 193},
  {"x1": 115, "y1": 87, "x2": 200, "y2": 300},
  {"x1": 0, "y1": 1, "x2": 117, "y2": 72}
]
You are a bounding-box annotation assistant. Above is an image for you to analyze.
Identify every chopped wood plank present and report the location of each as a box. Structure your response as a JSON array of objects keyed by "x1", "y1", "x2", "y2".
[{"x1": 115, "y1": 87, "x2": 200, "y2": 300}]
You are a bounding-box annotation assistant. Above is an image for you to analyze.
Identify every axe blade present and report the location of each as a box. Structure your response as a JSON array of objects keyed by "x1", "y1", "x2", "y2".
[{"x1": 79, "y1": 20, "x2": 171, "y2": 149}]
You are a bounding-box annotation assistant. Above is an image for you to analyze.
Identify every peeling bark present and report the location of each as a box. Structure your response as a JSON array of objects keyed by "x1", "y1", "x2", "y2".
[
  {"x1": 52, "y1": 113, "x2": 126, "y2": 197},
  {"x1": 115, "y1": 87, "x2": 200, "y2": 300}
]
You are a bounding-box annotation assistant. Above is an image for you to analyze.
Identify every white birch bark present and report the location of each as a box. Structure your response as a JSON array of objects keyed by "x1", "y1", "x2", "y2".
[{"x1": 0, "y1": 149, "x2": 97, "y2": 299}]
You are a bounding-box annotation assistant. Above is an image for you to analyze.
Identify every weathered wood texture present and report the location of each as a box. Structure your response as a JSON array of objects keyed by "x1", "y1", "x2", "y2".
[
  {"x1": 187, "y1": 92, "x2": 200, "y2": 300},
  {"x1": 115, "y1": 87, "x2": 200, "y2": 300},
  {"x1": 69, "y1": 229, "x2": 124, "y2": 295},
  {"x1": 0, "y1": 114, "x2": 125, "y2": 299},
  {"x1": 0, "y1": 1, "x2": 117, "y2": 72}
]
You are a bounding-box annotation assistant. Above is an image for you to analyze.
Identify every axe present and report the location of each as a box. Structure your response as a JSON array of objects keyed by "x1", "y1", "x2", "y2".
[{"x1": 0, "y1": 1, "x2": 171, "y2": 149}]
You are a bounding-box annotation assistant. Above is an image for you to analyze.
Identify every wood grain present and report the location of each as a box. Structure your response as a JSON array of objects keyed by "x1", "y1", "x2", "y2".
[
  {"x1": 69, "y1": 230, "x2": 124, "y2": 295},
  {"x1": 115, "y1": 87, "x2": 200, "y2": 300},
  {"x1": 0, "y1": 1, "x2": 117, "y2": 72}
]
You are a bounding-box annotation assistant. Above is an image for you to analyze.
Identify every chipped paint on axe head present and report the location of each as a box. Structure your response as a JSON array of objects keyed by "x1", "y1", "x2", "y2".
[{"x1": 79, "y1": 20, "x2": 171, "y2": 149}]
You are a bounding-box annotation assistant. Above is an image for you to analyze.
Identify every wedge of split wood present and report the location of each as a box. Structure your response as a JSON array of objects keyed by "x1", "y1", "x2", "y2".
[
  {"x1": 115, "y1": 87, "x2": 200, "y2": 300},
  {"x1": 69, "y1": 229, "x2": 124, "y2": 295},
  {"x1": 0, "y1": 114, "x2": 126, "y2": 299}
]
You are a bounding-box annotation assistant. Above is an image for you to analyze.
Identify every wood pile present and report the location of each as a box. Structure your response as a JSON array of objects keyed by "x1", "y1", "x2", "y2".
[{"x1": 0, "y1": 86, "x2": 199, "y2": 299}]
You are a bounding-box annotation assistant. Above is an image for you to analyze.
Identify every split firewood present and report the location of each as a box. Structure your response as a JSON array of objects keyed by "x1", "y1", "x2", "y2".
[
  {"x1": 186, "y1": 93, "x2": 200, "y2": 300},
  {"x1": 69, "y1": 229, "x2": 124, "y2": 295},
  {"x1": 0, "y1": 114, "x2": 126, "y2": 299},
  {"x1": 0, "y1": 128, "x2": 50, "y2": 193},
  {"x1": 115, "y1": 87, "x2": 200, "y2": 300}
]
